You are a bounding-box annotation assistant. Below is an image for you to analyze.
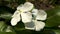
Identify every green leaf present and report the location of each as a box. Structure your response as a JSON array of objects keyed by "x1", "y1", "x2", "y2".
[
  {"x1": 0, "y1": 6, "x2": 14, "y2": 21},
  {"x1": 15, "y1": 29, "x2": 55, "y2": 34},
  {"x1": 41, "y1": 29, "x2": 55, "y2": 34},
  {"x1": 53, "y1": 29, "x2": 60, "y2": 34},
  {"x1": 0, "y1": 32, "x2": 16, "y2": 34},
  {"x1": 0, "y1": 21, "x2": 16, "y2": 34},
  {"x1": 46, "y1": 7, "x2": 60, "y2": 27},
  {"x1": 0, "y1": 13, "x2": 12, "y2": 20}
]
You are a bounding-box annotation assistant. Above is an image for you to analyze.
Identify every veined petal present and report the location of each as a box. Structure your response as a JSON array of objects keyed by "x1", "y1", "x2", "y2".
[
  {"x1": 32, "y1": 9, "x2": 38, "y2": 16},
  {"x1": 34, "y1": 20, "x2": 45, "y2": 31},
  {"x1": 36, "y1": 10, "x2": 47, "y2": 20},
  {"x1": 19, "y1": 2, "x2": 34, "y2": 12},
  {"x1": 21, "y1": 12, "x2": 32, "y2": 23},
  {"x1": 24, "y1": 21, "x2": 35, "y2": 30},
  {"x1": 11, "y1": 11, "x2": 21, "y2": 26}
]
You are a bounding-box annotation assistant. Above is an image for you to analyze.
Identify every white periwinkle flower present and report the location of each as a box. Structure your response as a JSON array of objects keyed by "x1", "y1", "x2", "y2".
[
  {"x1": 25, "y1": 9, "x2": 47, "y2": 31},
  {"x1": 11, "y1": 2, "x2": 47, "y2": 31},
  {"x1": 11, "y1": 2, "x2": 33, "y2": 26}
]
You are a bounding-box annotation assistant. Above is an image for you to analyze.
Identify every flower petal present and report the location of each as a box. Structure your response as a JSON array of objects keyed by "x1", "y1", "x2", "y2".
[
  {"x1": 21, "y1": 11, "x2": 32, "y2": 23},
  {"x1": 11, "y1": 11, "x2": 21, "y2": 26},
  {"x1": 18, "y1": 2, "x2": 34, "y2": 12},
  {"x1": 12, "y1": 10, "x2": 20, "y2": 17},
  {"x1": 24, "y1": 21, "x2": 35, "y2": 30},
  {"x1": 23, "y1": 2, "x2": 34, "y2": 11},
  {"x1": 34, "y1": 20, "x2": 45, "y2": 31},
  {"x1": 32, "y1": 9, "x2": 38, "y2": 16},
  {"x1": 36, "y1": 10, "x2": 47, "y2": 20},
  {"x1": 17, "y1": 4, "x2": 23, "y2": 10}
]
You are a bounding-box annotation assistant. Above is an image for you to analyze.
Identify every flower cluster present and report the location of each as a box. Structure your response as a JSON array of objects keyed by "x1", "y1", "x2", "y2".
[{"x1": 11, "y1": 2, "x2": 47, "y2": 31}]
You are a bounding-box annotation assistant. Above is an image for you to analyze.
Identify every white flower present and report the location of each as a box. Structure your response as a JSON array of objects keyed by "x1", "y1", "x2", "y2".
[
  {"x1": 17, "y1": 2, "x2": 34, "y2": 12},
  {"x1": 24, "y1": 9, "x2": 47, "y2": 31},
  {"x1": 11, "y1": 2, "x2": 33, "y2": 26},
  {"x1": 11, "y1": 2, "x2": 47, "y2": 31}
]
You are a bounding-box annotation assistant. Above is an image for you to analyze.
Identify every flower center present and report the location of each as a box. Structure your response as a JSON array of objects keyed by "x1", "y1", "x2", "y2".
[{"x1": 18, "y1": 10, "x2": 24, "y2": 13}]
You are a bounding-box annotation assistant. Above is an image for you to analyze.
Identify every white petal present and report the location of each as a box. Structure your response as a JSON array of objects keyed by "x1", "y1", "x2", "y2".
[
  {"x1": 24, "y1": 21, "x2": 35, "y2": 30},
  {"x1": 34, "y1": 20, "x2": 45, "y2": 31},
  {"x1": 21, "y1": 12, "x2": 32, "y2": 23},
  {"x1": 12, "y1": 10, "x2": 20, "y2": 17},
  {"x1": 24, "y1": 2, "x2": 34, "y2": 11},
  {"x1": 18, "y1": 2, "x2": 34, "y2": 12},
  {"x1": 32, "y1": 9, "x2": 38, "y2": 16},
  {"x1": 36, "y1": 10, "x2": 47, "y2": 20},
  {"x1": 11, "y1": 11, "x2": 21, "y2": 26},
  {"x1": 17, "y1": 4, "x2": 23, "y2": 10}
]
